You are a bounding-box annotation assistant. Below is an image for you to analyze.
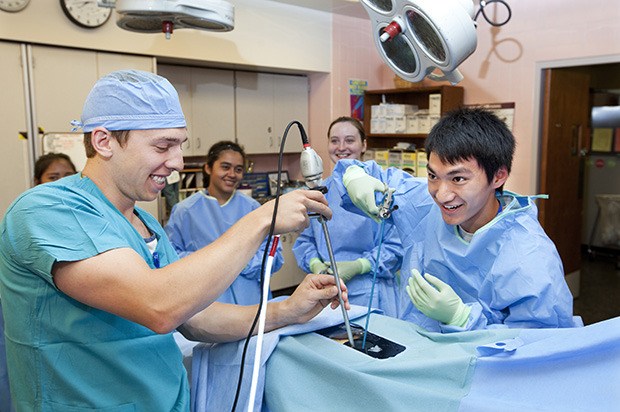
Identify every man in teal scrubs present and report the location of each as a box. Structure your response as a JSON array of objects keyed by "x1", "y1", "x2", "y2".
[{"x1": 0, "y1": 70, "x2": 346, "y2": 411}]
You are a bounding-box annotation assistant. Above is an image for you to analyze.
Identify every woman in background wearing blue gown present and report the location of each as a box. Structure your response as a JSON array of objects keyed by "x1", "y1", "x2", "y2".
[
  {"x1": 293, "y1": 117, "x2": 403, "y2": 317},
  {"x1": 165, "y1": 141, "x2": 284, "y2": 305}
]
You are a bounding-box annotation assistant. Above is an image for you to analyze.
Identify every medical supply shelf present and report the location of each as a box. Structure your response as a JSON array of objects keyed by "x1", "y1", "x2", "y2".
[
  {"x1": 179, "y1": 167, "x2": 204, "y2": 201},
  {"x1": 363, "y1": 85, "x2": 464, "y2": 149}
]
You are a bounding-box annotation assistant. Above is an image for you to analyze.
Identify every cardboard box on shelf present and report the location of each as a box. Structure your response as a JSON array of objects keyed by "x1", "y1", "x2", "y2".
[
  {"x1": 393, "y1": 116, "x2": 407, "y2": 133},
  {"x1": 417, "y1": 110, "x2": 430, "y2": 134},
  {"x1": 401, "y1": 150, "x2": 417, "y2": 176},
  {"x1": 371, "y1": 117, "x2": 386, "y2": 134},
  {"x1": 406, "y1": 114, "x2": 419, "y2": 134},
  {"x1": 389, "y1": 149, "x2": 403, "y2": 168},
  {"x1": 429, "y1": 94, "x2": 441, "y2": 115},
  {"x1": 363, "y1": 149, "x2": 375, "y2": 162},
  {"x1": 374, "y1": 149, "x2": 390, "y2": 169},
  {"x1": 385, "y1": 116, "x2": 396, "y2": 134},
  {"x1": 416, "y1": 149, "x2": 428, "y2": 177},
  {"x1": 371, "y1": 104, "x2": 386, "y2": 119},
  {"x1": 386, "y1": 104, "x2": 418, "y2": 117}
]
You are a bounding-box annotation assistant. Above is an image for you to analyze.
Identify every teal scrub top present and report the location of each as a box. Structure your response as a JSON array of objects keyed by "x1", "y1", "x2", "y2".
[{"x1": 0, "y1": 174, "x2": 189, "y2": 411}]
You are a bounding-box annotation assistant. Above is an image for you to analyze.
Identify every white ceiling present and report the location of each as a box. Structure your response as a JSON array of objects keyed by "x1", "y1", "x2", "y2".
[{"x1": 266, "y1": 0, "x2": 369, "y2": 19}]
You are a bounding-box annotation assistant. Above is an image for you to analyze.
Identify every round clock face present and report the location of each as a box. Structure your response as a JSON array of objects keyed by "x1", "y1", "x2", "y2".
[
  {"x1": 0, "y1": 0, "x2": 30, "y2": 12},
  {"x1": 60, "y1": 0, "x2": 112, "y2": 29}
]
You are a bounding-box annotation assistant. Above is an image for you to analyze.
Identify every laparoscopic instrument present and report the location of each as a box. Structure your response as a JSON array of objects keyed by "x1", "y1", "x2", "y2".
[
  {"x1": 300, "y1": 140, "x2": 356, "y2": 348},
  {"x1": 301, "y1": 141, "x2": 400, "y2": 352}
]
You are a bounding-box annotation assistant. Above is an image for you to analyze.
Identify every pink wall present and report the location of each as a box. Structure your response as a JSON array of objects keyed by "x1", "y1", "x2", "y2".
[
  {"x1": 329, "y1": 14, "x2": 394, "y2": 116},
  {"x1": 311, "y1": 13, "x2": 393, "y2": 176},
  {"x1": 253, "y1": 12, "x2": 392, "y2": 181},
  {"x1": 455, "y1": 0, "x2": 620, "y2": 193},
  {"x1": 257, "y1": 0, "x2": 620, "y2": 191}
]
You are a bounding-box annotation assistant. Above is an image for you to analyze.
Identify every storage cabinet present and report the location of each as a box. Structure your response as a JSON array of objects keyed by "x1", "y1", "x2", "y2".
[
  {"x1": 363, "y1": 86, "x2": 464, "y2": 149},
  {"x1": 157, "y1": 65, "x2": 235, "y2": 157},
  {"x1": 235, "y1": 71, "x2": 307, "y2": 154},
  {"x1": 31, "y1": 46, "x2": 155, "y2": 141},
  {"x1": 0, "y1": 42, "x2": 30, "y2": 218},
  {"x1": 178, "y1": 167, "x2": 204, "y2": 202},
  {"x1": 158, "y1": 68, "x2": 308, "y2": 155}
]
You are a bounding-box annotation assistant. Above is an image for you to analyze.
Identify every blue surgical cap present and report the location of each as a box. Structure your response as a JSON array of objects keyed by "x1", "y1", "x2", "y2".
[{"x1": 78, "y1": 70, "x2": 186, "y2": 133}]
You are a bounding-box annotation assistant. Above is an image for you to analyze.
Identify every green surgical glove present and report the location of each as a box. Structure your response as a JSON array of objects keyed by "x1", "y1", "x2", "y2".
[
  {"x1": 327, "y1": 258, "x2": 371, "y2": 283},
  {"x1": 406, "y1": 269, "x2": 471, "y2": 327},
  {"x1": 309, "y1": 257, "x2": 330, "y2": 274},
  {"x1": 343, "y1": 165, "x2": 386, "y2": 222}
]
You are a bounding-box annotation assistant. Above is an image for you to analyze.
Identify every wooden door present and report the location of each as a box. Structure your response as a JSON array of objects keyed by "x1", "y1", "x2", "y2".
[{"x1": 539, "y1": 68, "x2": 590, "y2": 276}]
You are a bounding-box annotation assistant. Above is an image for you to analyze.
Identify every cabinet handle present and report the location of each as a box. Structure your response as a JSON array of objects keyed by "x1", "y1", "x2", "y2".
[{"x1": 196, "y1": 137, "x2": 201, "y2": 149}]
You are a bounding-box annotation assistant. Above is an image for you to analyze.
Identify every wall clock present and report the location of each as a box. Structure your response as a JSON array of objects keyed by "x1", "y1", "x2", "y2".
[
  {"x1": 0, "y1": 0, "x2": 31, "y2": 12},
  {"x1": 60, "y1": 0, "x2": 112, "y2": 29}
]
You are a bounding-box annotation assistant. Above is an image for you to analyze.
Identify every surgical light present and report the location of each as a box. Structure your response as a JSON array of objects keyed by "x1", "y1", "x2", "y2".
[
  {"x1": 104, "y1": 0, "x2": 234, "y2": 39},
  {"x1": 360, "y1": 0, "x2": 477, "y2": 85}
]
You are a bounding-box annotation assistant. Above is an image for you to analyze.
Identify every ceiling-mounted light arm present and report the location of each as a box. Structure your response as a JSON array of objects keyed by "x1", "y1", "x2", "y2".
[
  {"x1": 428, "y1": 68, "x2": 464, "y2": 85},
  {"x1": 99, "y1": 0, "x2": 234, "y2": 38},
  {"x1": 361, "y1": 0, "x2": 477, "y2": 86},
  {"x1": 380, "y1": 15, "x2": 405, "y2": 42}
]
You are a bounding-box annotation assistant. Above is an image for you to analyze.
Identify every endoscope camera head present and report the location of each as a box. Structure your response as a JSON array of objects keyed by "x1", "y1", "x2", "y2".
[{"x1": 300, "y1": 144, "x2": 324, "y2": 189}]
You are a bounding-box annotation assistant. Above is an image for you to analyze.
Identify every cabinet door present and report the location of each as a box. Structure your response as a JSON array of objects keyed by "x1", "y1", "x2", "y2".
[
  {"x1": 236, "y1": 72, "x2": 309, "y2": 154},
  {"x1": 273, "y1": 74, "x2": 307, "y2": 153},
  {"x1": 191, "y1": 68, "x2": 235, "y2": 155},
  {"x1": 235, "y1": 71, "x2": 276, "y2": 154},
  {"x1": 31, "y1": 45, "x2": 98, "y2": 139},
  {"x1": 0, "y1": 42, "x2": 30, "y2": 219},
  {"x1": 97, "y1": 52, "x2": 154, "y2": 77},
  {"x1": 157, "y1": 65, "x2": 194, "y2": 154}
]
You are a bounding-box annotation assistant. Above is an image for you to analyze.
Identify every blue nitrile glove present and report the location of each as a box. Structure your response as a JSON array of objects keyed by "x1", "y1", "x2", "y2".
[
  {"x1": 406, "y1": 269, "x2": 471, "y2": 327},
  {"x1": 343, "y1": 165, "x2": 386, "y2": 222},
  {"x1": 309, "y1": 257, "x2": 330, "y2": 274},
  {"x1": 327, "y1": 258, "x2": 371, "y2": 283}
]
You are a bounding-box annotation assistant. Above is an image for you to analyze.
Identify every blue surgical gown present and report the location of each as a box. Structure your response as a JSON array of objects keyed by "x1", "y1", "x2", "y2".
[
  {"x1": 165, "y1": 190, "x2": 283, "y2": 305},
  {"x1": 0, "y1": 174, "x2": 189, "y2": 411},
  {"x1": 293, "y1": 172, "x2": 404, "y2": 317},
  {"x1": 332, "y1": 160, "x2": 577, "y2": 332}
]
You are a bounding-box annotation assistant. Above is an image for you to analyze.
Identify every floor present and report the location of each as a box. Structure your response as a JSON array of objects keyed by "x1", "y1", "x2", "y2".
[{"x1": 573, "y1": 249, "x2": 620, "y2": 325}]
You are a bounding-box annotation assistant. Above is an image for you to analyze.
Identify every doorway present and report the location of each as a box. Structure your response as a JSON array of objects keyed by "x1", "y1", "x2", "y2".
[{"x1": 537, "y1": 58, "x2": 620, "y2": 325}]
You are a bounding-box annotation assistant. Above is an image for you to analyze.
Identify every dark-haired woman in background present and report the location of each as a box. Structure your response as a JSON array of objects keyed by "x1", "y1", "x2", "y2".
[
  {"x1": 293, "y1": 117, "x2": 403, "y2": 317},
  {"x1": 34, "y1": 152, "x2": 77, "y2": 185},
  {"x1": 165, "y1": 141, "x2": 284, "y2": 305}
]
